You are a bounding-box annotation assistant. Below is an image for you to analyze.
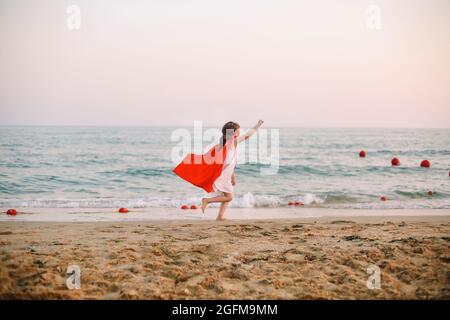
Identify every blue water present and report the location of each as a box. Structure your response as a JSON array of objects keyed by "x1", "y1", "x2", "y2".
[{"x1": 0, "y1": 126, "x2": 449, "y2": 209}]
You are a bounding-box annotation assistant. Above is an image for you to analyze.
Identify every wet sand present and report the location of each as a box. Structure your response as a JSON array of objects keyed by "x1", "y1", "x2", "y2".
[{"x1": 0, "y1": 215, "x2": 449, "y2": 299}]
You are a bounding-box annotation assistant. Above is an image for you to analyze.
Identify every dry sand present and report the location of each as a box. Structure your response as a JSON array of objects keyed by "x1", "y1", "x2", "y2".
[{"x1": 0, "y1": 215, "x2": 449, "y2": 299}]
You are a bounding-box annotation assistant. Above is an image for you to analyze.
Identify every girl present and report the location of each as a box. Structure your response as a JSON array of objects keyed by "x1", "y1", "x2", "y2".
[
  {"x1": 203, "y1": 120, "x2": 264, "y2": 220},
  {"x1": 173, "y1": 120, "x2": 264, "y2": 220}
]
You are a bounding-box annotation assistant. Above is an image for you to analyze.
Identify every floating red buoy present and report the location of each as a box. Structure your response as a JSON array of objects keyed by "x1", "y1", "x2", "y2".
[
  {"x1": 294, "y1": 201, "x2": 303, "y2": 206},
  {"x1": 391, "y1": 157, "x2": 400, "y2": 166},
  {"x1": 420, "y1": 160, "x2": 430, "y2": 168},
  {"x1": 6, "y1": 209, "x2": 17, "y2": 216},
  {"x1": 380, "y1": 196, "x2": 387, "y2": 201},
  {"x1": 181, "y1": 205, "x2": 189, "y2": 210},
  {"x1": 190, "y1": 205, "x2": 198, "y2": 209},
  {"x1": 118, "y1": 207, "x2": 128, "y2": 213},
  {"x1": 288, "y1": 201, "x2": 294, "y2": 206},
  {"x1": 427, "y1": 190, "x2": 433, "y2": 196},
  {"x1": 359, "y1": 150, "x2": 366, "y2": 158}
]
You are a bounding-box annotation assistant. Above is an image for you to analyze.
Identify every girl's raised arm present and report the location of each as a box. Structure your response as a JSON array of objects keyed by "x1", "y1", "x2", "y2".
[{"x1": 237, "y1": 120, "x2": 264, "y2": 143}]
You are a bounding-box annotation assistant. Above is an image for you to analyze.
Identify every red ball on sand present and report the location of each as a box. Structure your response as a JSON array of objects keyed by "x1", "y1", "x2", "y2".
[
  {"x1": 294, "y1": 201, "x2": 303, "y2": 206},
  {"x1": 420, "y1": 160, "x2": 430, "y2": 168},
  {"x1": 118, "y1": 207, "x2": 128, "y2": 213},
  {"x1": 190, "y1": 205, "x2": 198, "y2": 209},
  {"x1": 181, "y1": 205, "x2": 189, "y2": 210},
  {"x1": 391, "y1": 157, "x2": 400, "y2": 166},
  {"x1": 427, "y1": 190, "x2": 433, "y2": 196},
  {"x1": 6, "y1": 209, "x2": 17, "y2": 216},
  {"x1": 380, "y1": 196, "x2": 387, "y2": 201},
  {"x1": 359, "y1": 150, "x2": 366, "y2": 158},
  {"x1": 288, "y1": 201, "x2": 294, "y2": 206}
]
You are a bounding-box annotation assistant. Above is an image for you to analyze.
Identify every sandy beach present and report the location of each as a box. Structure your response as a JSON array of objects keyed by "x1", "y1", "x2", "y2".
[{"x1": 0, "y1": 213, "x2": 449, "y2": 299}]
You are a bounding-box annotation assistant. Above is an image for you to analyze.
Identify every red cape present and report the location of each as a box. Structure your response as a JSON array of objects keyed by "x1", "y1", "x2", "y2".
[{"x1": 173, "y1": 141, "x2": 231, "y2": 192}]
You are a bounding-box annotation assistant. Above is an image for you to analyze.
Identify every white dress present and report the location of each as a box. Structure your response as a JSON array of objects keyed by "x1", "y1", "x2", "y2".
[{"x1": 212, "y1": 144, "x2": 237, "y2": 194}]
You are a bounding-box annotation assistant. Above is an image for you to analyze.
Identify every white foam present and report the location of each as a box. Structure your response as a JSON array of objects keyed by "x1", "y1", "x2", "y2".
[
  {"x1": 300, "y1": 193, "x2": 325, "y2": 205},
  {"x1": 1, "y1": 192, "x2": 450, "y2": 209}
]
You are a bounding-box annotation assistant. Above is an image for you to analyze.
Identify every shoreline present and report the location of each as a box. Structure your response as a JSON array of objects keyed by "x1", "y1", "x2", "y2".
[
  {"x1": 1, "y1": 208, "x2": 450, "y2": 222},
  {"x1": 1, "y1": 214, "x2": 449, "y2": 299}
]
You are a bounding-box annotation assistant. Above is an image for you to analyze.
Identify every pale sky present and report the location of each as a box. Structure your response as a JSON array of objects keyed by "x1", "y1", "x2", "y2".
[{"x1": 0, "y1": 0, "x2": 449, "y2": 127}]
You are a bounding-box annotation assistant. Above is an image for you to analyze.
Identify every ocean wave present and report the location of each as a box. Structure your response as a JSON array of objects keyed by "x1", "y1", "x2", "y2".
[
  {"x1": 394, "y1": 190, "x2": 449, "y2": 198},
  {"x1": 3, "y1": 192, "x2": 448, "y2": 209},
  {"x1": 100, "y1": 167, "x2": 173, "y2": 177},
  {"x1": 0, "y1": 193, "x2": 326, "y2": 209}
]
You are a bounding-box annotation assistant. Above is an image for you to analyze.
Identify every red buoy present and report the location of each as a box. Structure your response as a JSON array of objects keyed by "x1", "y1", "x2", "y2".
[
  {"x1": 427, "y1": 190, "x2": 433, "y2": 196},
  {"x1": 380, "y1": 196, "x2": 387, "y2": 201},
  {"x1": 359, "y1": 150, "x2": 366, "y2": 158},
  {"x1": 288, "y1": 201, "x2": 294, "y2": 206},
  {"x1": 294, "y1": 201, "x2": 303, "y2": 206},
  {"x1": 6, "y1": 209, "x2": 17, "y2": 216},
  {"x1": 391, "y1": 157, "x2": 400, "y2": 166},
  {"x1": 190, "y1": 205, "x2": 198, "y2": 209},
  {"x1": 181, "y1": 205, "x2": 189, "y2": 210},
  {"x1": 420, "y1": 160, "x2": 430, "y2": 168},
  {"x1": 118, "y1": 207, "x2": 128, "y2": 213}
]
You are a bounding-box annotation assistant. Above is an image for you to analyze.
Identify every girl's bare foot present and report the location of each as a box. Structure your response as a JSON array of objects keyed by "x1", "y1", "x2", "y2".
[
  {"x1": 201, "y1": 198, "x2": 208, "y2": 213},
  {"x1": 216, "y1": 216, "x2": 226, "y2": 221}
]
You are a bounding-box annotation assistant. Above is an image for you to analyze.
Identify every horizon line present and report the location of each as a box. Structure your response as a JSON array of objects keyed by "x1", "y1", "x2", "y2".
[{"x1": 0, "y1": 124, "x2": 449, "y2": 129}]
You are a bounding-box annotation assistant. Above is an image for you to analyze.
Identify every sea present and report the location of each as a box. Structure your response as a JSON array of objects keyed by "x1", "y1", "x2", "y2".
[{"x1": 1, "y1": 126, "x2": 449, "y2": 215}]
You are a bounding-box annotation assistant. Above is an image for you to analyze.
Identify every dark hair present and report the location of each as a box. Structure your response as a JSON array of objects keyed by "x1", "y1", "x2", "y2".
[{"x1": 220, "y1": 121, "x2": 240, "y2": 147}]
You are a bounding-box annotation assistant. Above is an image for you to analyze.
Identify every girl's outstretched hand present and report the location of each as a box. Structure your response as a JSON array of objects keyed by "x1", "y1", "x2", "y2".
[{"x1": 238, "y1": 120, "x2": 264, "y2": 143}]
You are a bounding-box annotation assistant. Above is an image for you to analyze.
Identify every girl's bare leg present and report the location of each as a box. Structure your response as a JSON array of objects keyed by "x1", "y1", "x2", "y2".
[
  {"x1": 201, "y1": 193, "x2": 233, "y2": 213},
  {"x1": 216, "y1": 201, "x2": 229, "y2": 221}
]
